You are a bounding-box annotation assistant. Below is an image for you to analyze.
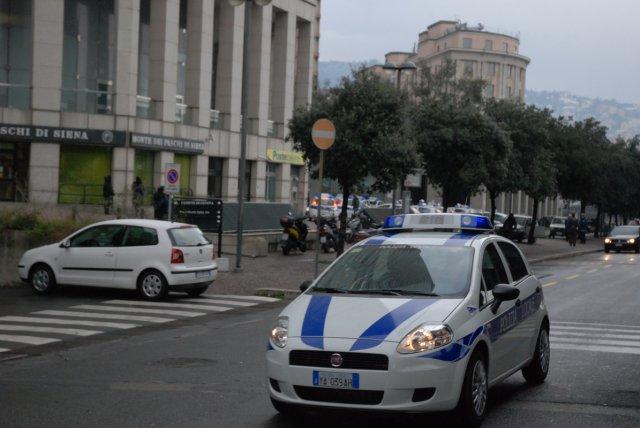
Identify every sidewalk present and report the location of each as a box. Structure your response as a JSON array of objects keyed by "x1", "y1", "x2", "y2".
[{"x1": 213, "y1": 237, "x2": 604, "y2": 296}]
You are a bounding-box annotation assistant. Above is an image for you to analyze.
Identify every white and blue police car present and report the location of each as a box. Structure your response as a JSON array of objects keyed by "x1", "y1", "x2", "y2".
[{"x1": 266, "y1": 213, "x2": 549, "y2": 426}]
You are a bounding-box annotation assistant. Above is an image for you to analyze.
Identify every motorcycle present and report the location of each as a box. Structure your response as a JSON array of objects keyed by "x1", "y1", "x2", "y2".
[
  {"x1": 346, "y1": 209, "x2": 381, "y2": 244},
  {"x1": 319, "y1": 217, "x2": 338, "y2": 253},
  {"x1": 280, "y1": 214, "x2": 308, "y2": 255}
]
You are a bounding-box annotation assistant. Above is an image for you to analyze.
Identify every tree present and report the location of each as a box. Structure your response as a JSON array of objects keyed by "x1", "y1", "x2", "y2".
[{"x1": 288, "y1": 69, "x2": 417, "y2": 254}]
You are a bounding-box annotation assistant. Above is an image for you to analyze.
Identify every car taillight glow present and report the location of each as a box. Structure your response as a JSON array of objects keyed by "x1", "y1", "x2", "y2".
[{"x1": 171, "y1": 248, "x2": 184, "y2": 264}]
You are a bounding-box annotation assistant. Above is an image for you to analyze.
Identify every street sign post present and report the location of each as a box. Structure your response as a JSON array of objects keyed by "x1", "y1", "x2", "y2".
[
  {"x1": 164, "y1": 163, "x2": 181, "y2": 220},
  {"x1": 312, "y1": 119, "x2": 336, "y2": 278}
]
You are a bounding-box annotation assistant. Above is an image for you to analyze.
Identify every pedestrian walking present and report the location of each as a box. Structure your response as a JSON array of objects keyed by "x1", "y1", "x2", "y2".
[
  {"x1": 565, "y1": 213, "x2": 578, "y2": 247},
  {"x1": 578, "y1": 214, "x2": 589, "y2": 244},
  {"x1": 132, "y1": 176, "x2": 145, "y2": 218},
  {"x1": 152, "y1": 186, "x2": 168, "y2": 220},
  {"x1": 102, "y1": 175, "x2": 114, "y2": 215}
]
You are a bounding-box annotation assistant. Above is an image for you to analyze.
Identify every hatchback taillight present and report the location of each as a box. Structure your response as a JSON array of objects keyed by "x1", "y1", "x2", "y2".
[{"x1": 171, "y1": 248, "x2": 184, "y2": 264}]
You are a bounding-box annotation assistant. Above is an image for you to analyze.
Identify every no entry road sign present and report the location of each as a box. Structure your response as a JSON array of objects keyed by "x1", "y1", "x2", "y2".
[{"x1": 311, "y1": 118, "x2": 336, "y2": 150}]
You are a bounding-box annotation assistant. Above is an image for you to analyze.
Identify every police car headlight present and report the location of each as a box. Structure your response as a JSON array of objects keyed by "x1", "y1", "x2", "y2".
[
  {"x1": 604, "y1": 238, "x2": 612, "y2": 244},
  {"x1": 397, "y1": 324, "x2": 453, "y2": 354},
  {"x1": 270, "y1": 316, "x2": 289, "y2": 348}
]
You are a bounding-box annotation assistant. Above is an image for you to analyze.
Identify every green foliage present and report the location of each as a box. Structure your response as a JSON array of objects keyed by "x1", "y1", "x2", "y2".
[{"x1": 0, "y1": 209, "x2": 90, "y2": 245}]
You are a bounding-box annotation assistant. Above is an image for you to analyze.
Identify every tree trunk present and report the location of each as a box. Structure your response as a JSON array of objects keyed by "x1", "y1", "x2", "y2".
[
  {"x1": 336, "y1": 185, "x2": 350, "y2": 256},
  {"x1": 623, "y1": 214, "x2": 628, "y2": 225},
  {"x1": 615, "y1": 214, "x2": 619, "y2": 226},
  {"x1": 489, "y1": 190, "x2": 497, "y2": 223},
  {"x1": 527, "y1": 196, "x2": 539, "y2": 244},
  {"x1": 580, "y1": 200, "x2": 586, "y2": 214},
  {"x1": 594, "y1": 204, "x2": 602, "y2": 238}
]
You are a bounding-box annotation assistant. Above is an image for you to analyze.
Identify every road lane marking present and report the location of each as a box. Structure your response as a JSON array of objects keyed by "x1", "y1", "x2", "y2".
[
  {"x1": 553, "y1": 321, "x2": 640, "y2": 330},
  {"x1": 551, "y1": 331, "x2": 640, "y2": 340},
  {"x1": 551, "y1": 325, "x2": 640, "y2": 335},
  {"x1": 542, "y1": 281, "x2": 558, "y2": 288},
  {"x1": 103, "y1": 300, "x2": 232, "y2": 312},
  {"x1": 0, "y1": 334, "x2": 60, "y2": 345},
  {"x1": 552, "y1": 343, "x2": 640, "y2": 355},
  {"x1": 35, "y1": 310, "x2": 174, "y2": 324},
  {"x1": 586, "y1": 269, "x2": 598, "y2": 274},
  {"x1": 551, "y1": 336, "x2": 640, "y2": 348},
  {"x1": 179, "y1": 298, "x2": 258, "y2": 307},
  {"x1": 0, "y1": 348, "x2": 10, "y2": 353},
  {"x1": 201, "y1": 294, "x2": 280, "y2": 303},
  {"x1": 0, "y1": 324, "x2": 102, "y2": 337},
  {"x1": 0, "y1": 316, "x2": 138, "y2": 329},
  {"x1": 565, "y1": 274, "x2": 580, "y2": 280},
  {"x1": 71, "y1": 305, "x2": 205, "y2": 318},
  {"x1": 604, "y1": 264, "x2": 613, "y2": 269}
]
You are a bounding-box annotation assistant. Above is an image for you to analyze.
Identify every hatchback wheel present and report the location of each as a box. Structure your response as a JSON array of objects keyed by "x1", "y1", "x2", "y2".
[
  {"x1": 456, "y1": 350, "x2": 488, "y2": 427},
  {"x1": 522, "y1": 327, "x2": 550, "y2": 384},
  {"x1": 29, "y1": 264, "x2": 56, "y2": 295},
  {"x1": 138, "y1": 270, "x2": 168, "y2": 300}
]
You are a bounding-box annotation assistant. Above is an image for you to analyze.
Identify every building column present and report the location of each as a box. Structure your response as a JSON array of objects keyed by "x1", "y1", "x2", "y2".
[
  {"x1": 114, "y1": 0, "x2": 140, "y2": 118},
  {"x1": 31, "y1": 0, "x2": 64, "y2": 120},
  {"x1": 269, "y1": 10, "x2": 296, "y2": 135},
  {"x1": 294, "y1": 19, "x2": 313, "y2": 109},
  {"x1": 191, "y1": 154, "x2": 208, "y2": 197},
  {"x1": 29, "y1": 143, "x2": 60, "y2": 204},
  {"x1": 246, "y1": 3, "x2": 272, "y2": 136},
  {"x1": 112, "y1": 147, "x2": 135, "y2": 212},
  {"x1": 185, "y1": 0, "x2": 213, "y2": 128},
  {"x1": 149, "y1": 0, "x2": 180, "y2": 123},
  {"x1": 276, "y1": 163, "x2": 291, "y2": 204},
  {"x1": 154, "y1": 151, "x2": 174, "y2": 188},
  {"x1": 223, "y1": 158, "x2": 239, "y2": 201},
  {"x1": 215, "y1": 1, "x2": 244, "y2": 132}
]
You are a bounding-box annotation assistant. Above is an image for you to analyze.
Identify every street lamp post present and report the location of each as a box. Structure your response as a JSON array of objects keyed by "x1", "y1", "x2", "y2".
[
  {"x1": 382, "y1": 61, "x2": 416, "y2": 215},
  {"x1": 229, "y1": 0, "x2": 272, "y2": 271}
]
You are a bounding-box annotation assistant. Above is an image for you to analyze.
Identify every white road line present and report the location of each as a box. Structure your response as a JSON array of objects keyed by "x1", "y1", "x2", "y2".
[
  {"x1": 72, "y1": 305, "x2": 204, "y2": 318},
  {"x1": 201, "y1": 294, "x2": 279, "y2": 303},
  {"x1": 551, "y1": 331, "x2": 640, "y2": 341},
  {"x1": 553, "y1": 321, "x2": 640, "y2": 330},
  {"x1": 565, "y1": 274, "x2": 580, "y2": 280},
  {"x1": 103, "y1": 300, "x2": 232, "y2": 312},
  {"x1": 0, "y1": 334, "x2": 60, "y2": 345},
  {"x1": 0, "y1": 348, "x2": 10, "y2": 353},
  {"x1": 551, "y1": 336, "x2": 640, "y2": 348},
  {"x1": 552, "y1": 325, "x2": 640, "y2": 335},
  {"x1": 551, "y1": 324, "x2": 640, "y2": 334},
  {"x1": 604, "y1": 264, "x2": 613, "y2": 269},
  {"x1": 178, "y1": 299, "x2": 258, "y2": 307},
  {"x1": 586, "y1": 269, "x2": 598, "y2": 274},
  {"x1": 0, "y1": 324, "x2": 102, "y2": 337},
  {"x1": 552, "y1": 343, "x2": 640, "y2": 355},
  {"x1": 35, "y1": 310, "x2": 173, "y2": 324},
  {"x1": 542, "y1": 281, "x2": 558, "y2": 288},
  {"x1": 0, "y1": 316, "x2": 138, "y2": 329}
]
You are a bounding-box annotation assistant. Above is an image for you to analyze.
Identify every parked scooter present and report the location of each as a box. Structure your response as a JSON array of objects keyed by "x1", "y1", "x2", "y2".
[
  {"x1": 345, "y1": 209, "x2": 381, "y2": 244},
  {"x1": 319, "y1": 217, "x2": 338, "y2": 253},
  {"x1": 280, "y1": 214, "x2": 308, "y2": 255}
]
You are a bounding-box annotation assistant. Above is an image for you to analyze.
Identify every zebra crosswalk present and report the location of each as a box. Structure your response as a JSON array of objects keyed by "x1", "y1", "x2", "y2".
[
  {"x1": 0, "y1": 294, "x2": 279, "y2": 356},
  {"x1": 551, "y1": 321, "x2": 640, "y2": 356}
]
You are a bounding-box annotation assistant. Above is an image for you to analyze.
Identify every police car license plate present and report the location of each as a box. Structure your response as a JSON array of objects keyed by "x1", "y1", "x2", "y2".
[
  {"x1": 320, "y1": 236, "x2": 327, "y2": 244},
  {"x1": 312, "y1": 371, "x2": 359, "y2": 389},
  {"x1": 196, "y1": 270, "x2": 211, "y2": 278}
]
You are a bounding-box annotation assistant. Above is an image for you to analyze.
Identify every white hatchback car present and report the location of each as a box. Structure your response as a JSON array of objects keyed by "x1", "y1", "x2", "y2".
[
  {"x1": 18, "y1": 219, "x2": 218, "y2": 300},
  {"x1": 267, "y1": 214, "x2": 549, "y2": 426}
]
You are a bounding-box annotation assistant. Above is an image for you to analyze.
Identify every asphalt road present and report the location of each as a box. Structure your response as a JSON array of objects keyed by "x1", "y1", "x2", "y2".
[{"x1": 0, "y1": 252, "x2": 639, "y2": 427}]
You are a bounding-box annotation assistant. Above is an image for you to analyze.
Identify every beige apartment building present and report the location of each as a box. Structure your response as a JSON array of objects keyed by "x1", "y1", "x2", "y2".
[
  {"x1": 374, "y1": 20, "x2": 562, "y2": 217},
  {"x1": 0, "y1": 0, "x2": 319, "y2": 214}
]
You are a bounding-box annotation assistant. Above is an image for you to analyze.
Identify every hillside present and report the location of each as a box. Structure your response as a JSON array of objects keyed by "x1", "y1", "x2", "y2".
[{"x1": 318, "y1": 61, "x2": 640, "y2": 138}]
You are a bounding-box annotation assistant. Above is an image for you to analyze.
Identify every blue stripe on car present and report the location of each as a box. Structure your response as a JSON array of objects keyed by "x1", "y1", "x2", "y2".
[
  {"x1": 484, "y1": 292, "x2": 541, "y2": 342},
  {"x1": 349, "y1": 299, "x2": 436, "y2": 351},
  {"x1": 301, "y1": 295, "x2": 332, "y2": 349},
  {"x1": 443, "y1": 233, "x2": 475, "y2": 246},
  {"x1": 363, "y1": 236, "x2": 388, "y2": 246},
  {"x1": 421, "y1": 326, "x2": 484, "y2": 362}
]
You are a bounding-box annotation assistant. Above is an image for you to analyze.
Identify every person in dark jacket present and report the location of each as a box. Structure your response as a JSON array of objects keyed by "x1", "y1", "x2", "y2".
[
  {"x1": 578, "y1": 214, "x2": 589, "y2": 244},
  {"x1": 565, "y1": 214, "x2": 578, "y2": 247},
  {"x1": 102, "y1": 175, "x2": 115, "y2": 215},
  {"x1": 152, "y1": 186, "x2": 168, "y2": 220}
]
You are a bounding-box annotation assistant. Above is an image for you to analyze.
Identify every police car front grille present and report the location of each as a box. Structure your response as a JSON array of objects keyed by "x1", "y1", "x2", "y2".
[
  {"x1": 294, "y1": 386, "x2": 384, "y2": 405},
  {"x1": 289, "y1": 350, "x2": 389, "y2": 371}
]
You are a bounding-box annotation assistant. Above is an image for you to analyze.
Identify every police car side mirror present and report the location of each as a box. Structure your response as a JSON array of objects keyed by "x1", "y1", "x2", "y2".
[
  {"x1": 490, "y1": 284, "x2": 520, "y2": 314},
  {"x1": 299, "y1": 280, "x2": 313, "y2": 292}
]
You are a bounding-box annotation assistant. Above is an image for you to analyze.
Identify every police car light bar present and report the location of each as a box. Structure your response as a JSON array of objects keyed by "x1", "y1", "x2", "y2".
[{"x1": 383, "y1": 213, "x2": 494, "y2": 232}]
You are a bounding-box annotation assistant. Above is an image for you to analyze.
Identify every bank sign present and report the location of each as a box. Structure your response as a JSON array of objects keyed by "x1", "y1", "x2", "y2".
[
  {"x1": 130, "y1": 133, "x2": 205, "y2": 154},
  {"x1": 0, "y1": 123, "x2": 126, "y2": 146}
]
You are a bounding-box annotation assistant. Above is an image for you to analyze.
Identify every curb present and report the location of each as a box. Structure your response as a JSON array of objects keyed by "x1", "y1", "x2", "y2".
[
  {"x1": 256, "y1": 288, "x2": 300, "y2": 299},
  {"x1": 529, "y1": 248, "x2": 602, "y2": 264}
]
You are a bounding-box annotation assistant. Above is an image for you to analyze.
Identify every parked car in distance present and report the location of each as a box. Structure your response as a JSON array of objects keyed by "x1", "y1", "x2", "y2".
[
  {"x1": 549, "y1": 217, "x2": 567, "y2": 238},
  {"x1": 604, "y1": 225, "x2": 640, "y2": 253},
  {"x1": 18, "y1": 219, "x2": 217, "y2": 300}
]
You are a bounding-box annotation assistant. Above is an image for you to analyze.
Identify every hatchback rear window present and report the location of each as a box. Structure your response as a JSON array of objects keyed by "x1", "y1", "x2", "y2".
[{"x1": 168, "y1": 227, "x2": 210, "y2": 246}]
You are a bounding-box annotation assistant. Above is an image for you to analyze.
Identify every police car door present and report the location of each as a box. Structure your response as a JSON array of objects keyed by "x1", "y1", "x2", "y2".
[
  {"x1": 496, "y1": 241, "x2": 541, "y2": 367},
  {"x1": 477, "y1": 241, "x2": 520, "y2": 381}
]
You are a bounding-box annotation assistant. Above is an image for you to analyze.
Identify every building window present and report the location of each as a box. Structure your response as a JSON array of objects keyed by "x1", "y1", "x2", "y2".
[
  {"x1": 244, "y1": 160, "x2": 253, "y2": 201},
  {"x1": 0, "y1": 0, "x2": 32, "y2": 109},
  {"x1": 208, "y1": 157, "x2": 223, "y2": 198},
  {"x1": 437, "y1": 44, "x2": 440, "y2": 52},
  {"x1": 502, "y1": 42, "x2": 509, "y2": 53},
  {"x1": 173, "y1": 153, "x2": 192, "y2": 196},
  {"x1": 265, "y1": 162, "x2": 278, "y2": 202},
  {"x1": 484, "y1": 40, "x2": 493, "y2": 51},
  {"x1": 62, "y1": 0, "x2": 116, "y2": 114},
  {"x1": 462, "y1": 38, "x2": 472, "y2": 49},
  {"x1": 485, "y1": 62, "x2": 496, "y2": 77},
  {"x1": 520, "y1": 68, "x2": 525, "y2": 81},
  {"x1": 0, "y1": 142, "x2": 29, "y2": 202},
  {"x1": 484, "y1": 84, "x2": 494, "y2": 98},
  {"x1": 176, "y1": 0, "x2": 188, "y2": 123},
  {"x1": 136, "y1": 0, "x2": 151, "y2": 118},
  {"x1": 507, "y1": 86, "x2": 513, "y2": 97},
  {"x1": 210, "y1": 1, "x2": 220, "y2": 128},
  {"x1": 290, "y1": 165, "x2": 303, "y2": 213},
  {"x1": 59, "y1": 145, "x2": 112, "y2": 204},
  {"x1": 134, "y1": 149, "x2": 154, "y2": 205},
  {"x1": 462, "y1": 61, "x2": 474, "y2": 77}
]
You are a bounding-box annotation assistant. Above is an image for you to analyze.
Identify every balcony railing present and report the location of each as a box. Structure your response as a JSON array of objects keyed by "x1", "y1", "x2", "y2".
[
  {"x1": 0, "y1": 82, "x2": 31, "y2": 110},
  {"x1": 61, "y1": 87, "x2": 113, "y2": 115}
]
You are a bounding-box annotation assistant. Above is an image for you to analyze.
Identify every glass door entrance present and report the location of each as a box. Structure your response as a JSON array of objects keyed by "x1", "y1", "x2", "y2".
[{"x1": 0, "y1": 150, "x2": 15, "y2": 201}]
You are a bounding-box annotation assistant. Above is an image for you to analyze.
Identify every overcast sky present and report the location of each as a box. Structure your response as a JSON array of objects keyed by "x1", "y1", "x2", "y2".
[{"x1": 320, "y1": 0, "x2": 640, "y2": 104}]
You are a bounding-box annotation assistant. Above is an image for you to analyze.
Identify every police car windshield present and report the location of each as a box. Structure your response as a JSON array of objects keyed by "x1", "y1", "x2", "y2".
[
  {"x1": 610, "y1": 226, "x2": 640, "y2": 236},
  {"x1": 312, "y1": 244, "x2": 473, "y2": 297}
]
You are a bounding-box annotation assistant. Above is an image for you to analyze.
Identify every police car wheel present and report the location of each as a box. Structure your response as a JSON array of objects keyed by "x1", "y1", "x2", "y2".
[
  {"x1": 456, "y1": 350, "x2": 488, "y2": 427},
  {"x1": 522, "y1": 327, "x2": 550, "y2": 385}
]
